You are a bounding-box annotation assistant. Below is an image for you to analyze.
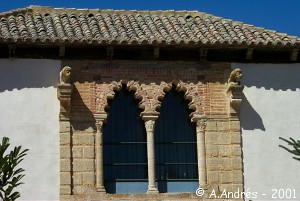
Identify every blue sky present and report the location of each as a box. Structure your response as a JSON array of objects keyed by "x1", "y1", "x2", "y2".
[{"x1": 0, "y1": 0, "x2": 299, "y2": 37}]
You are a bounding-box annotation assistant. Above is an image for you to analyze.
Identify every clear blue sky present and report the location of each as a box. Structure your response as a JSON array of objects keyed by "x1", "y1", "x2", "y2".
[{"x1": 0, "y1": 0, "x2": 299, "y2": 37}]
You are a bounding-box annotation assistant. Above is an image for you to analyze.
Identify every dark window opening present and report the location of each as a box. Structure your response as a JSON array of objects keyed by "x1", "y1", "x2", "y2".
[
  {"x1": 103, "y1": 85, "x2": 147, "y2": 194},
  {"x1": 155, "y1": 86, "x2": 198, "y2": 192}
]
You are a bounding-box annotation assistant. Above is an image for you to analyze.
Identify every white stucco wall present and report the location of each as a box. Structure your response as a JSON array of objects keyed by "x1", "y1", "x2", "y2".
[
  {"x1": 0, "y1": 59, "x2": 61, "y2": 201},
  {"x1": 233, "y1": 63, "x2": 300, "y2": 200}
]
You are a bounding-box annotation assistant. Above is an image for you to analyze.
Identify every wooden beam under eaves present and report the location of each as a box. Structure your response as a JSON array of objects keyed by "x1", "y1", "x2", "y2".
[
  {"x1": 246, "y1": 48, "x2": 253, "y2": 60},
  {"x1": 199, "y1": 48, "x2": 208, "y2": 61},
  {"x1": 154, "y1": 47, "x2": 159, "y2": 60},
  {"x1": 107, "y1": 46, "x2": 114, "y2": 60},
  {"x1": 8, "y1": 44, "x2": 16, "y2": 58},
  {"x1": 290, "y1": 49, "x2": 298, "y2": 61},
  {"x1": 59, "y1": 45, "x2": 65, "y2": 57}
]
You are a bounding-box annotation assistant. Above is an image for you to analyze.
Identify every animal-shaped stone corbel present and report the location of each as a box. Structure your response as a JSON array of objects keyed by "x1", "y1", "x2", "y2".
[
  {"x1": 57, "y1": 66, "x2": 73, "y2": 120},
  {"x1": 60, "y1": 66, "x2": 72, "y2": 84},
  {"x1": 227, "y1": 68, "x2": 244, "y2": 116}
]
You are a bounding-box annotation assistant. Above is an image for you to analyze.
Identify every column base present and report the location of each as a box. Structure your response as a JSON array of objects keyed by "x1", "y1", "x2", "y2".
[
  {"x1": 147, "y1": 186, "x2": 159, "y2": 194},
  {"x1": 96, "y1": 186, "x2": 106, "y2": 194}
]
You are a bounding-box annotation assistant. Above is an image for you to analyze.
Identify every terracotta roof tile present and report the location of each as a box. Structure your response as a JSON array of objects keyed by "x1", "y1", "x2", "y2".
[{"x1": 0, "y1": 5, "x2": 299, "y2": 47}]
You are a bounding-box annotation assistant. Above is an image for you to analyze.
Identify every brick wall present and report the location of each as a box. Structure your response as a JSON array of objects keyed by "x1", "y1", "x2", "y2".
[{"x1": 58, "y1": 60, "x2": 243, "y2": 200}]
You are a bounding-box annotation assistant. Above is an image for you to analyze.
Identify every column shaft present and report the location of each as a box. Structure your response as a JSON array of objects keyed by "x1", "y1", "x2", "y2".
[
  {"x1": 144, "y1": 119, "x2": 159, "y2": 193},
  {"x1": 95, "y1": 121, "x2": 106, "y2": 193},
  {"x1": 196, "y1": 120, "x2": 207, "y2": 187}
]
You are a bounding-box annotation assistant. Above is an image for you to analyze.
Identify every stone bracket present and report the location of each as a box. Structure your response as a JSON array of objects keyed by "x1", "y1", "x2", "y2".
[
  {"x1": 227, "y1": 85, "x2": 244, "y2": 116},
  {"x1": 57, "y1": 84, "x2": 73, "y2": 120}
]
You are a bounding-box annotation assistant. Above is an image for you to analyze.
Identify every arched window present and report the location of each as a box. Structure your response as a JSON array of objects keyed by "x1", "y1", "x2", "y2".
[
  {"x1": 103, "y1": 85, "x2": 147, "y2": 194},
  {"x1": 155, "y1": 86, "x2": 198, "y2": 193}
]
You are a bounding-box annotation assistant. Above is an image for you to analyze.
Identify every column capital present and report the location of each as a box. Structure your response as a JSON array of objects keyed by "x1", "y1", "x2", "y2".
[{"x1": 197, "y1": 120, "x2": 207, "y2": 131}]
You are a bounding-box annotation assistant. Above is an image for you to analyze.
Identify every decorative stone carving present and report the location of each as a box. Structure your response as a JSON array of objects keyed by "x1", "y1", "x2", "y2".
[
  {"x1": 227, "y1": 68, "x2": 243, "y2": 86},
  {"x1": 197, "y1": 119, "x2": 207, "y2": 131},
  {"x1": 176, "y1": 81, "x2": 204, "y2": 115},
  {"x1": 127, "y1": 81, "x2": 171, "y2": 115},
  {"x1": 145, "y1": 119, "x2": 155, "y2": 132},
  {"x1": 227, "y1": 68, "x2": 244, "y2": 116},
  {"x1": 95, "y1": 81, "x2": 122, "y2": 113},
  {"x1": 60, "y1": 66, "x2": 72, "y2": 84},
  {"x1": 95, "y1": 80, "x2": 203, "y2": 118},
  {"x1": 57, "y1": 66, "x2": 73, "y2": 120}
]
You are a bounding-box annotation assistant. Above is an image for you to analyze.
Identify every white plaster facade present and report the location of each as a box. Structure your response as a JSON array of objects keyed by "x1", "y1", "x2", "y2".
[
  {"x1": 0, "y1": 59, "x2": 300, "y2": 200},
  {"x1": 0, "y1": 59, "x2": 61, "y2": 200},
  {"x1": 235, "y1": 63, "x2": 300, "y2": 200}
]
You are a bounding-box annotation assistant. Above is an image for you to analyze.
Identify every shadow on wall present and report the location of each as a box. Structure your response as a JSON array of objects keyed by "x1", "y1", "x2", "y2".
[
  {"x1": 240, "y1": 94, "x2": 265, "y2": 131},
  {"x1": 236, "y1": 63, "x2": 300, "y2": 131},
  {"x1": 0, "y1": 59, "x2": 60, "y2": 92},
  {"x1": 70, "y1": 86, "x2": 96, "y2": 131},
  {"x1": 237, "y1": 63, "x2": 300, "y2": 91}
]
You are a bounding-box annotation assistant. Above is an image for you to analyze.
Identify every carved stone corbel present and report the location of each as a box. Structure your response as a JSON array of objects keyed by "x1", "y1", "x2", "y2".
[
  {"x1": 227, "y1": 68, "x2": 244, "y2": 116},
  {"x1": 57, "y1": 66, "x2": 72, "y2": 121},
  {"x1": 57, "y1": 66, "x2": 73, "y2": 196}
]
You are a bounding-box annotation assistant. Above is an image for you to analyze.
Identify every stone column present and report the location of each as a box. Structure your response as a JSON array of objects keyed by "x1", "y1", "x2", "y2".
[
  {"x1": 57, "y1": 84, "x2": 73, "y2": 195},
  {"x1": 192, "y1": 115, "x2": 207, "y2": 188},
  {"x1": 94, "y1": 113, "x2": 107, "y2": 193},
  {"x1": 142, "y1": 114, "x2": 159, "y2": 193}
]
